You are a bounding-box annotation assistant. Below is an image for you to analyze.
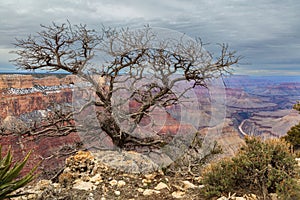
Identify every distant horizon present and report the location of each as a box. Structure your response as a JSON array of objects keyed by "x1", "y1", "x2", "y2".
[{"x1": 1, "y1": 71, "x2": 300, "y2": 83}]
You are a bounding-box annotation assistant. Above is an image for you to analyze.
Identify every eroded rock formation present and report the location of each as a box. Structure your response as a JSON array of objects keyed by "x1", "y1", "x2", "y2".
[{"x1": 0, "y1": 74, "x2": 80, "y2": 177}]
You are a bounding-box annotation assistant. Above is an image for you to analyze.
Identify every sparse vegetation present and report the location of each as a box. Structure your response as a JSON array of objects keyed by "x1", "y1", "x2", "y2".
[
  {"x1": 0, "y1": 146, "x2": 37, "y2": 199},
  {"x1": 283, "y1": 123, "x2": 300, "y2": 151},
  {"x1": 201, "y1": 136, "x2": 300, "y2": 199},
  {"x1": 283, "y1": 102, "x2": 300, "y2": 152}
]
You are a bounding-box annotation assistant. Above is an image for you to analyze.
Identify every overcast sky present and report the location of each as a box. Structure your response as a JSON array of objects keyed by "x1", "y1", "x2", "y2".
[{"x1": 1, "y1": 0, "x2": 300, "y2": 75}]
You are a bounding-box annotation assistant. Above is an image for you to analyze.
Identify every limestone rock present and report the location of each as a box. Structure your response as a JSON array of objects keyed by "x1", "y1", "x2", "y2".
[
  {"x1": 235, "y1": 197, "x2": 246, "y2": 200},
  {"x1": 182, "y1": 180, "x2": 197, "y2": 190},
  {"x1": 269, "y1": 193, "x2": 278, "y2": 200},
  {"x1": 137, "y1": 188, "x2": 144, "y2": 193},
  {"x1": 143, "y1": 189, "x2": 160, "y2": 196},
  {"x1": 296, "y1": 158, "x2": 300, "y2": 167},
  {"x1": 92, "y1": 150, "x2": 159, "y2": 173},
  {"x1": 144, "y1": 173, "x2": 157, "y2": 180},
  {"x1": 117, "y1": 180, "x2": 126, "y2": 187},
  {"x1": 72, "y1": 180, "x2": 96, "y2": 191},
  {"x1": 172, "y1": 191, "x2": 185, "y2": 199},
  {"x1": 90, "y1": 174, "x2": 102, "y2": 183},
  {"x1": 154, "y1": 182, "x2": 169, "y2": 190},
  {"x1": 109, "y1": 180, "x2": 118, "y2": 186}
]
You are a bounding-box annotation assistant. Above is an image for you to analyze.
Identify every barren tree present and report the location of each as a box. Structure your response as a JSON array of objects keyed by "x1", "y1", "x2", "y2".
[{"x1": 11, "y1": 22, "x2": 240, "y2": 148}]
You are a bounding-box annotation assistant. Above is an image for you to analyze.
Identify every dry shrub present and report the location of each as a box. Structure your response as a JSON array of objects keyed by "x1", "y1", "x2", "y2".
[{"x1": 201, "y1": 136, "x2": 300, "y2": 199}]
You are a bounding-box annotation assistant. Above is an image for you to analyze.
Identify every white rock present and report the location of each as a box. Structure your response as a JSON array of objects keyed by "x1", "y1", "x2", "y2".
[
  {"x1": 90, "y1": 174, "x2": 102, "y2": 183},
  {"x1": 154, "y1": 182, "x2": 169, "y2": 190},
  {"x1": 117, "y1": 180, "x2": 126, "y2": 187},
  {"x1": 114, "y1": 190, "x2": 121, "y2": 196},
  {"x1": 143, "y1": 189, "x2": 160, "y2": 196},
  {"x1": 87, "y1": 192, "x2": 94, "y2": 200},
  {"x1": 94, "y1": 181, "x2": 101, "y2": 186},
  {"x1": 269, "y1": 193, "x2": 278, "y2": 200},
  {"x1": 27, "y1": 194, "x2": 37, "y2": 199},
  {"x1": 235, "y1": 197, "x2": 246, "y2": 200},
  {"x1": 172, "y1": 191, "x2": 185, "y2": 199},
  {"x1": 52, "y1": 183, "x2": 61, "y2": 188},
  {"x1": 144, "y1": 173, "x2": 156, "y2": 180},
  {"x1": 198, "y1": 185, "x2": 205, "y2": 189},
  {"x1": 73, "y1": 181, "x2": 96, "y2": 191},
  {"x1": 109, "y1": 179, "x2": 118, "y2": 186},
  {"x1": 142, "y1": 178, "x2": 152, "y2": 184},
  {"x1": 182, "y1": 180, "x2": 197, "y2": 189},
  {"x1": 248, "y1": 194, "x2": 257, "y2": 200},
  {"x1": 296, "y1": 158, "x2": 300, "y2": 167},
  {"x1": 137, "y1": 188, "x2": 144, "y2": 193}
]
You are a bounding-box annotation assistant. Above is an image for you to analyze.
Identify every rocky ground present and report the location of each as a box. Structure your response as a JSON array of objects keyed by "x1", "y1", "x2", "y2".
[{"x1": 11, "y1": 149, "x2": 288, "y2": 200}]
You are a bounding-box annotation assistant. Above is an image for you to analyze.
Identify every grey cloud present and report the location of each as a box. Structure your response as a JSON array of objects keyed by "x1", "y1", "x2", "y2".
[{"x1": 0, "y1": 0, "x2": 300, "y2": 75}]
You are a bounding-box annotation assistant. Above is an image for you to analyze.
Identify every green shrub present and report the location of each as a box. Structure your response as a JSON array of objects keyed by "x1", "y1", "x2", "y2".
[
  {"x1": 201, "y1": 137, "x2": 300, "y2": 199},
  {"x1": 283, "y1": 102, "x2": 300, "y2": 151},
  {"x1": 283, "y1": 123, "x2": 300, "y2": 151},
  {"x1": 0, "y1": 146, "x2": 38, "y2": 199}
]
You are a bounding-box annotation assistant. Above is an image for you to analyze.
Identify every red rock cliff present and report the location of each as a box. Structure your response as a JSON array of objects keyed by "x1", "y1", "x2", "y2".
[{"x1": 0, "y1": 74, "x2": 80, "y2": 178}]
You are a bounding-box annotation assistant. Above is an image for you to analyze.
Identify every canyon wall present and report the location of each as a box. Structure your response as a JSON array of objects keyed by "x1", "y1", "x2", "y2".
[
  {"x1": 1, "y1": 74, "x2": 299, "y2": 177},
  {"x1": 0, "y1": 74, "x2": 77, "y2": 118},
  {"x1": 0, "y1": 74, "x2": 76, "y2": 89},
  {"x1": 0, "y1": 74, "x2": 80, "y2": 177},
  {"x1": 240, "y1": 110, "x2": 300, "y2": 138}
]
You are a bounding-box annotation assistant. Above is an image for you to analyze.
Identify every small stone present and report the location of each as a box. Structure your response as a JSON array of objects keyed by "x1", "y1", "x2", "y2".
[
  {"x1": 87, "y1": 193, "x2": 94, "y2": 200},
  {"x1": 172, "y1": 191, "x2": 185, "y2": 199},
  {"x1": 114, "y1": 190, "x2": 121, "y2": 196},
  {"x1": 158, "y1": 169, "x2": 164, "y2": 175},
  {"x1": 36, "y1": 180, "x2": 52, "y2": 190},
  {"x1": 94, "y1": 181, "x2": 101, "y2": 186},
  {"x1": 296, "y1": 158, "x2": 300, "y2": 167},
  {"x1": 269, "y1": 193, "x2": 278, "y2": 200},
  {"x1": 154, "y1": 182, "x2": 169, "y2": 190},
  {"x1": 181, "y1": 180, "x2": 197, "y2": 190},
  {"x1": 117, "y1": 180, "x2": 126, "y2": 187},
  {"x1": 90, "y1": 174, "x2": 102, "y2": 183},
  {"x1": 144, "y1": 173, "x2": 156, "y2": 180},
  {"x1": 73, "y1": 180, "x2": 96, "y2": 191},
  {"x1": 198, "y1": 185, "x2": 205, "y2": 189},
  {"x1": 109, "y1": 179, "x2": 118, "y2": 186},
  {"x1": 235, "y1": 197, "x2": 246, "y2": 200},
  {"x1": 82, "y1": 174, "x2": 91, "y2": 181},
  {"x1": 137, "y1": 188, "x2": 144, "y2": 193},
  {"x1": 143, "y1": 189, "x2": 160, "y2": 196},
  {"x1": 249, "y1": 194, "x2": 257, "y2": 200},
  {"x1": 52, "y1": 183, "x2": 61, "y2": 188},
  {"x1": 27, "y1": 193, "x2": 37, "y2": 199},
  {"x1": 142, "y1": 179, "x2": 152, "y2": 184}
]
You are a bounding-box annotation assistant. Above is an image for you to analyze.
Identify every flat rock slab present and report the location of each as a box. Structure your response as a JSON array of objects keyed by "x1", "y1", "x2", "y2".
[{"x1": 92, "y1": 150, "x2": 164, "y2": 174}]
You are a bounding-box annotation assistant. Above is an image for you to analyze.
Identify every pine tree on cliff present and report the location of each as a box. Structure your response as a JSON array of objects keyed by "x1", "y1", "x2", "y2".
[{"x1": 11, "y1": 22, "x2": 240, "y2": 148}]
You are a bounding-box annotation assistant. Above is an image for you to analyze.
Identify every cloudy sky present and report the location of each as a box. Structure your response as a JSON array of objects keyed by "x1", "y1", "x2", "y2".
[{"x1": 1, "y1": 0, "x2": 300, "y2": 75}]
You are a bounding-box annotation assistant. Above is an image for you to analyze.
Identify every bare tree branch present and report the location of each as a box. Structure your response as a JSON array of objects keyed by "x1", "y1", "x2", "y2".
[{"x1": 10, "y1": 22, "x2": 241, "y2": 148}]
